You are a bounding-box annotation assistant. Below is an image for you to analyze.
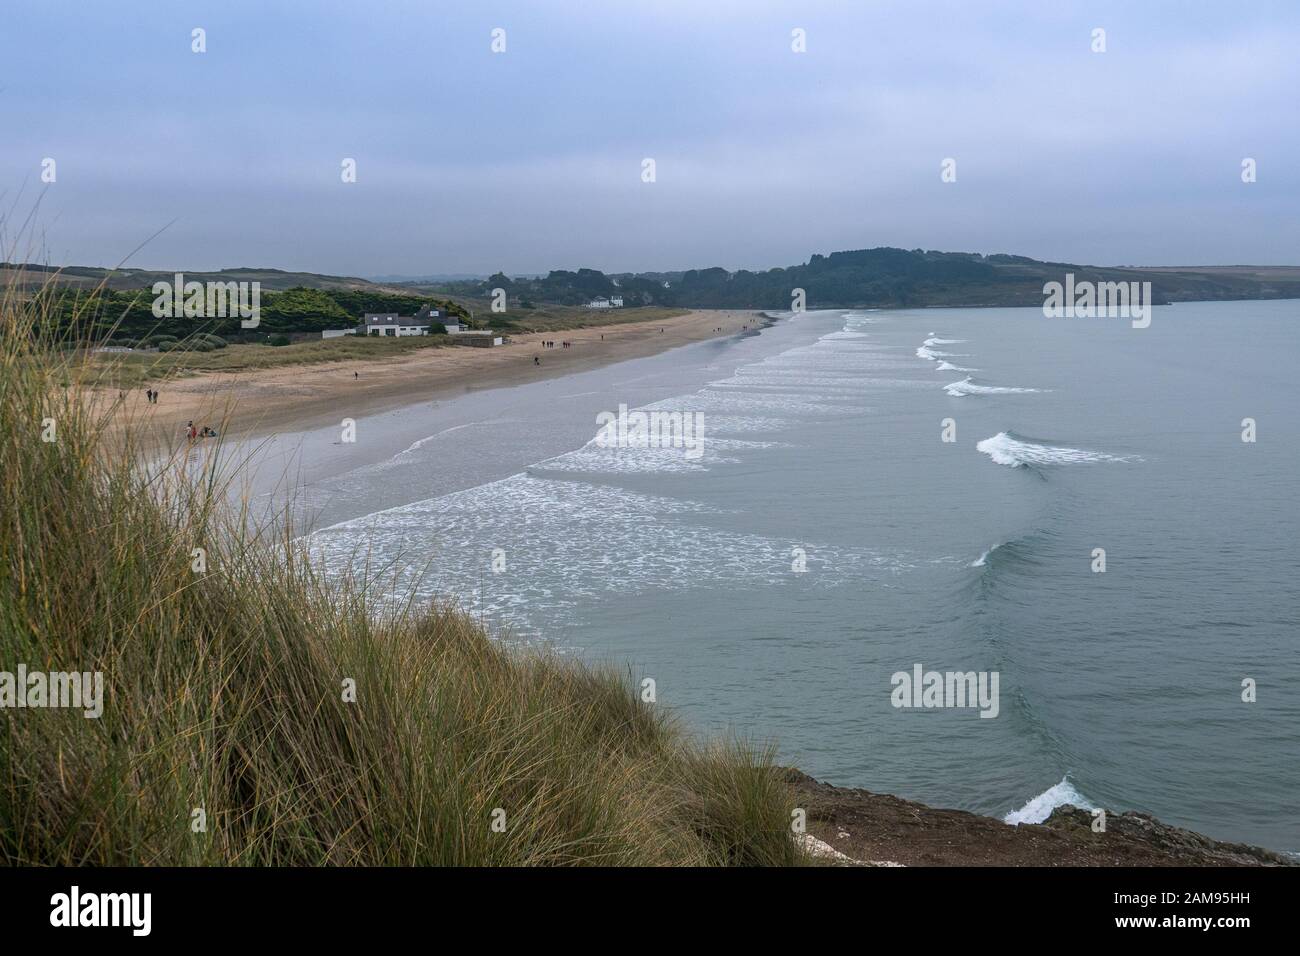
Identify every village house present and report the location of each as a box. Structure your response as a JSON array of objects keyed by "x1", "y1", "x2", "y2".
[
  {"x1": 360, "y1": 305, "x2": 457, "y2": 337},
  {"x1": 587, "y1": 295, "x2": 624, "y2": 309}
]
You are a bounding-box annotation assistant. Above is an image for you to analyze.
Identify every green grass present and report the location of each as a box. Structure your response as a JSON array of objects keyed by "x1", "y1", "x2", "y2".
[
  {"x1": 91, "y1": 334, "x2": 457, "y2": 388},
  {"x1": 484, "y1": 305, "x2": 689, "y2": 334},
  {"x1": 0, "y1": 277, "x2": 803, "y2": 866},
  {"x1": 88, "y1": 306, "x2": 691, "y2": 388}
]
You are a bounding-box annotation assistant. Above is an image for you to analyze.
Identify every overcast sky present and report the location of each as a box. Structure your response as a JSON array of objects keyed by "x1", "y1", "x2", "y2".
[{"x1": 3, "y1": 0, "x2": 1297, "y2": 276}]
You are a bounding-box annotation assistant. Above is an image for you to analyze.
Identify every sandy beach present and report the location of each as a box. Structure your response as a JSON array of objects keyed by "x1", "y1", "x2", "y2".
[{"x1": 103, "y1": 309, "x2": 759, "y2": 443}]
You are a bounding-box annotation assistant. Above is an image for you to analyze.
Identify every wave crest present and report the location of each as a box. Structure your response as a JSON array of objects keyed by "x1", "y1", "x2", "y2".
[
  {"x1": 945, "y1": 377, "x2": 1043, "y2": 397},
  {"x1": 1004, "y1": 777, "x2": 1097, "y2": 825},
  {"x1": 977, "y1": 431, "x2": 1137, "y2": 467}
]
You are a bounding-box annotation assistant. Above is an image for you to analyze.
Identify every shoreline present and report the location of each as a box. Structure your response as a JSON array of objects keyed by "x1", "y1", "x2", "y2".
[
  {"x1": 789, "y1": 771, "x2": 1295, "y2": 866},
  {"x1": 93, "y1": 304, "x2": 1294, "y2": 864},
  {"x1": 99, "y1": 309, "x2": 762, "y2": 446}
]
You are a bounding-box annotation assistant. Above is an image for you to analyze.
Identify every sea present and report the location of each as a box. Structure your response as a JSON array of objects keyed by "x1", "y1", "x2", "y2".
[{"x1": 251, "y1": 300, "x2": 1299, "y2": 853}]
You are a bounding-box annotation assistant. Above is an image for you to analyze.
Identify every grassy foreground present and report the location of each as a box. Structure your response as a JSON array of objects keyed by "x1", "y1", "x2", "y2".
[{"x1": 0, "y1": 286, "x2": 802, "y2": 866}]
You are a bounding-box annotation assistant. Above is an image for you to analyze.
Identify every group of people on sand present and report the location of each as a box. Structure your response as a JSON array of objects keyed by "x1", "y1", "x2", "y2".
[
  {"x1": 540, "y1": 340, "x2": 572, "y2": 349},
  {"x1": 185, "y1": 421, "x2": 218, "y2": 441},
  {"x1": 144, "y1": 388, "x2": 159, "y2": 404}
]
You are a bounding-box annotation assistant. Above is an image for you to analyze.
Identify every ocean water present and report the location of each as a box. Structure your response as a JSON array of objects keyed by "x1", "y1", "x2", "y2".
[{"x1": 296, "y1": 301, "x2": 1300, "y2": 852}]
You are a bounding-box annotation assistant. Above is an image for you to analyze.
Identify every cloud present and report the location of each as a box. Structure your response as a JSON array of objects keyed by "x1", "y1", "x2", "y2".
[{"x1": 2, "y1": 0, "x2": 1295, "y2": 273}]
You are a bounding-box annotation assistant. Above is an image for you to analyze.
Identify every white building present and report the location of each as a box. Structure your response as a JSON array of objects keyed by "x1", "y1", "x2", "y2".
[
  {"x1": 587, "y1": 296, "x2": 624, "y2": 309},
  {"x1": 447, "y1": 330, "x2": 503, "y2": 347},
  {"x1": 363, "y1": 313, "x2": 430, "y2": 336}
]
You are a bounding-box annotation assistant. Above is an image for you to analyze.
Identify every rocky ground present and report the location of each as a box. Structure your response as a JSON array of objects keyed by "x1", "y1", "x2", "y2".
[{"x1": 785, "y1": 770, "x2": 1295, "y2": 867}]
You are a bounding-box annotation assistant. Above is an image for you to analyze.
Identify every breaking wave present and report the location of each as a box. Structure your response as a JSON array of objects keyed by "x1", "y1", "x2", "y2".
[
  {"x1": 1004, "y1": 777, "x2": 1098, "y2": 825},
  {"x1": 976, "y1": 431, "x2": 1138, "y2": 468},
  {"x1": 944, "y1": 376, "x2": 1044, "y2": 397}
]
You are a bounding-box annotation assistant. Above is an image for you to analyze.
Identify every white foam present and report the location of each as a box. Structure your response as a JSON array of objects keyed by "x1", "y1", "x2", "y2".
[
  {"x1": 918, "y1": 348, "x2": 969, "y2": 362},
  {"x1": 308, "y1": 473, "x2": 907, "y2": 633},
  {"x1": 976, "y1": 432, "x2": 1138, "y2": 467},
  {"x1": 935, "y1": 361, "x2": 977, "y2": 372},
  {"x1": 923, "y1": 337, "x2": 965, "y2": 346},
  {"x1": 944, "y1": 377, "x2": 1043, "y2": 397},
  {"x1": 1004, "y1": 777, "x2": 1098, "y2": 825}
]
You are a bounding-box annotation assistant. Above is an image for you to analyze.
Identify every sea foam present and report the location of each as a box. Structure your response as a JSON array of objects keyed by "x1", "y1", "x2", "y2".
[
  {"x1": 976, "y1": 431, "x2": 1137, "y2": 467},
  {"x1": 944, "y1": 377, "x2": 1043, "y2": 397},
  {"x1": 1005, "y1": 777, "x2": 1098, "y2": 825}
]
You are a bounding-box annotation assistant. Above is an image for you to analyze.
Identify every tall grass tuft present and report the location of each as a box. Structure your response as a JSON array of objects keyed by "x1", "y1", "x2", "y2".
[{"x1": 0, "y1": 273, "x2": 804, "y2": 866}]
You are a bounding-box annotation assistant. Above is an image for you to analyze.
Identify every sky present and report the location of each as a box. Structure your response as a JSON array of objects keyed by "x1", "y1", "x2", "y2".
[{"x1": 2, "y1": 0, "x2": 1297, "y2": 276}]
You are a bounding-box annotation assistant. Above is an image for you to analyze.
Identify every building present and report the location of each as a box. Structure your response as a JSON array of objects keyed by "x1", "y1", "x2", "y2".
[
  {"x1": 363, "y1": 313, "x2": 429, "y2": 336},
  {"x1": 361, "y1": 306, "x2": 460, "y2": 336},
  {"x1": 447, "y1": 330, "x2": 503, "y2": 347},
  {"x1": 587, "y1": 295, "x2": 624, "y2": 309}
]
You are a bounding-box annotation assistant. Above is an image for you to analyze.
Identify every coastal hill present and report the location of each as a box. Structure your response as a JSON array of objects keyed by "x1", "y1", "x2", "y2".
[
  {"x1": 0, "y1": 262, "x2": 394, "y2": 294},
  {"x1": 10, "y1": 249, "x2": 1300, "y2": 324},
  {"x1": 419, "y1": 248, "x2": 1300, "y2": 310}
]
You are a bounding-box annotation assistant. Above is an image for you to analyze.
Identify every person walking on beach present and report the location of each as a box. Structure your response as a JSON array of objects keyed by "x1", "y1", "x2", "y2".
[
  {"x1": 534, "y1": 355, "x2": 540, "y2": 365},
  {"x1": 186, "y1": 421, "x2": 197, "y2": 441},
  {"x1": 354, "y1": 371, "x2": 358, "y2": 380}
]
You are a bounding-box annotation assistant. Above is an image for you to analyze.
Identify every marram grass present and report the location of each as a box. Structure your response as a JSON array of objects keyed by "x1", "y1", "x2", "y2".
[{"x1": 0, "y1": 276, "x2": 804, "y2": 866}]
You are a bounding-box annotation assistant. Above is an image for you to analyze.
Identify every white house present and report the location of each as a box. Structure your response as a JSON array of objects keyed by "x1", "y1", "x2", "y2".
[
  {"x1": 587, "y1": 295, "x2": 624, "y2": 309},
  {"x1": 363, "y1": 312, "x2": 430, "y2": 336}
]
